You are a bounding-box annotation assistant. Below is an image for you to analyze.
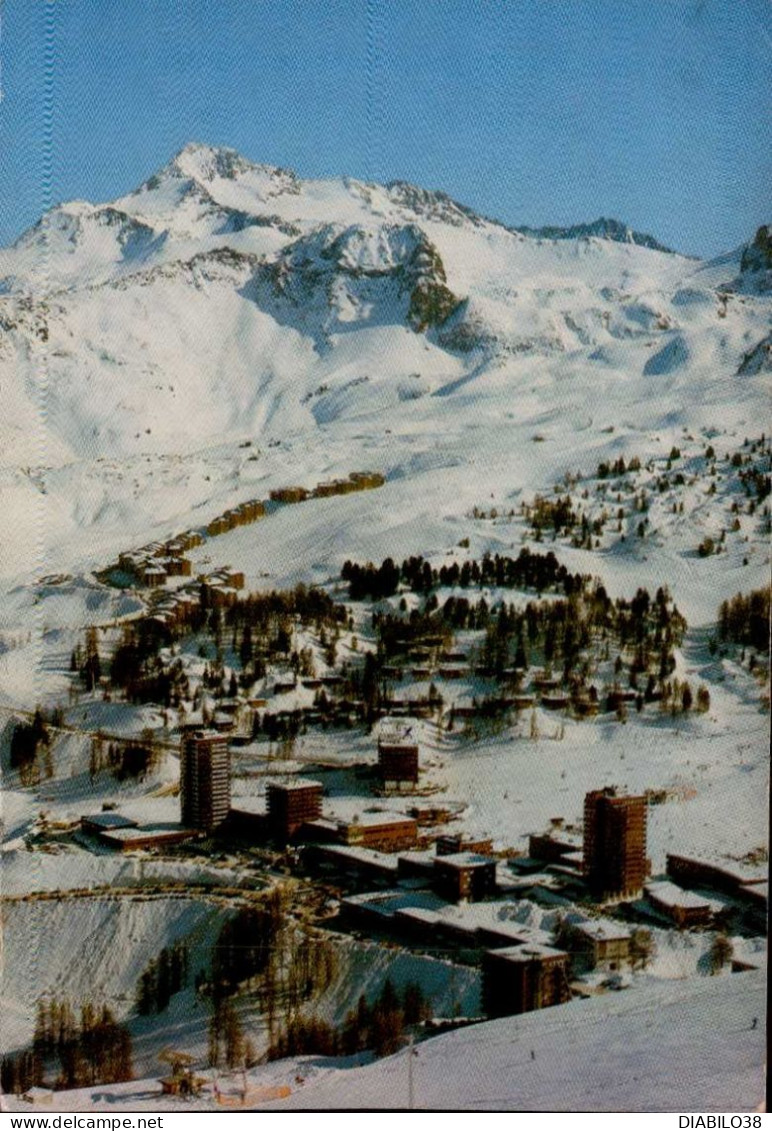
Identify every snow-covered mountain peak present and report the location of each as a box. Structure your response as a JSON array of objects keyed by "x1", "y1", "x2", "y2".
[
  {"x1": 10, "y1": 198, "x2": 119, "y2": 248},
  {"x1": 138, "y1": 141, "x2": 300, "y2": 198},
  {"x1": 168, "y1": 141, "x2": 261, "y2": 182},
  {"x1": 514, "y1": 216, "x2": 676, "y2": 254},
  {"x1": 112, "y1": 145, "x2": 304, "y2": 242},
  {"x1": 0, "y1": 200, "x2": 166, "y2": 295}
]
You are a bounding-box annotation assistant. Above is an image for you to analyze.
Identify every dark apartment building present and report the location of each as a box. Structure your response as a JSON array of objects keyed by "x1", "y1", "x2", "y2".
[
  {"x1": 482, "y1": 945, "x2": 571, "y2": 1017},
  {"x1": 433, "y1": 852, "x2": 497, "y2": 902},
  {"x1": 377, "y1": 739, "x2": 419, "y2": 791},
  {"x1": 180, "y1": 730, "x2": 231, "y2": 832},
  {"x1": 266, "y1": 779, "x2": 324, "y2": 840},
  {"x1": 583, "y1": 787, "x2": 648, "y2": 900}
]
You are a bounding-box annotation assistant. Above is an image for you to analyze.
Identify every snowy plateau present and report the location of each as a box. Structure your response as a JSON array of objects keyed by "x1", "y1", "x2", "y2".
[{"x1": 0, "y1": 143, "x2": 769, "y2": 1112}]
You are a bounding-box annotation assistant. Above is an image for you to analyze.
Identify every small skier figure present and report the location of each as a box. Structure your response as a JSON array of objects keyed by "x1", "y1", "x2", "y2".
[{"x1": 751, "y1": 1017, "x2": 758, "y2": 1030}]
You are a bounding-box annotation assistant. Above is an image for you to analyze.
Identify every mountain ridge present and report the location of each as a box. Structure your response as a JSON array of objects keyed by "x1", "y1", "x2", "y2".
[
  {"x1": 0, "y1": 141, "x2": 768, "y2": 481},
  {"x1": 4, "y1": 142, "x2": 685, "y2": 264},
  {"x1": 512, "y1": 216, "x2": 677, "y2": 254}
]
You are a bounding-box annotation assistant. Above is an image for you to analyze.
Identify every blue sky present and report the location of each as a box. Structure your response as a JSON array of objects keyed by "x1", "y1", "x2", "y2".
[{"x1": 0, "y1": 0, "x2": 769, "y2": 256}]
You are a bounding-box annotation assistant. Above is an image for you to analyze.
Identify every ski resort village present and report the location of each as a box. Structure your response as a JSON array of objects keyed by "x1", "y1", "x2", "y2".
[{"x1": 0, "y1": 144, "x2": 769, "y2": 1112}]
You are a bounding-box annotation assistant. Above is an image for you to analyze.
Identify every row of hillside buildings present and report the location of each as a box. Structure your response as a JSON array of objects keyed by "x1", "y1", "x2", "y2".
[
  {"x1": 202, "y1": 472, "x2": 385, "y2": 539},
  {"x1": 206, "y1": 498, "x2": 265, "y2": 537},
  {"x1": 175, "y1": 734, "x2": 766, "y2": 917},
  {"x1": 117, "y1": 530, "x2": 203, "y2": 588},
  {"x1": 80, "y1": 726, "x2": 763, "y2": 926},
  {"x1": 177, "y1": 730, "x2": 418, "y2": 841},
  {"x1": 111, "y1": 471, "x2": 384, "y2": 590},
  {"x1": 138, "y1": 569, "x2": 247, "y2": 637},
  {"x1": 340, "y1": 886, "x2": 636, "y2": 1017},
  {"x1": 174, "y1": 735, "x2": 766, "y2": 923},
  {"x1": 269, "y1": 470, "x2": 385, "y2": 504},
  {"x1": 118, "y1": 540, "x2": 246, "y2": 599}
]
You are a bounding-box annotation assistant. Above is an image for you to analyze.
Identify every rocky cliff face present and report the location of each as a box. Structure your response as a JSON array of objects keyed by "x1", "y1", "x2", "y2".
[{"x1": 740, "y1": 225, "x2": 772, "y2": 273}]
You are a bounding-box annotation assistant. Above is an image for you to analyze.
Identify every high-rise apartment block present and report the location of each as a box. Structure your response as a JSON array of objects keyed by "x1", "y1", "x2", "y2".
[
  {"x1": 180, "y1": 730, "x2": 231, "y2": 831},
  {"x1": 583, "y1": 787, "x2": 648, "y2": 900}
]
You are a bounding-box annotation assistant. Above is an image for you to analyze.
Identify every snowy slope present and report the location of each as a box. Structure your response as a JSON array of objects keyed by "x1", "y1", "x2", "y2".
[
  {"x1": 2, "y1": 971, "x2": 764, "y2": 1113},
  {"x1": 275, "y1": 969, "x2": 766, "y2": 1112},
  {"x1": 0, "y1": 896, "x2": 227, "y2": 1054}
]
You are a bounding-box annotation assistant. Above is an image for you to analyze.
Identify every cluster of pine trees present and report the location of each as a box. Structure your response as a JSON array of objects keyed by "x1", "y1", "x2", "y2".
[
  {"x1": 136, "y1": 942, "x2": 189, "y2": 1014},
  {"x1": 471, "y1": 585, "x2": 685, "y2": 681},
  {"x1": 108, "y1": 619, "x2": 179, "y2": 704},
  {"x1": 0, "y1": 999, "x2": 133, "y2": 1094},
  {"x1": 72, "y1": 627, "x2": 102, "y2": 691},
  {"x1": 9, "y1": 710, "x2": 52, "y2": 786},
  {"x1": 343, "y1": 548, "x2": 588, "y2": 602},
  {"x1": 596, "y1": 455, "x2": 642, "y2": 480},
  {"x1": 734, "y1": 453, "x2": 771, "y2": 503},
  {"x1": 208, "y1": 997, "x2": 256, "y2": 1071},
  {"x1": 267, "y1": 1012, "x2": 339, "y2": 1060},
  {"x1": 195, "y1": 895, "x2": 339, "y2": 1069},
  {"x1": 268, "y1": 979, "x2": 430, "y2": 1061},
  {"x1": 527, "y1": 453, "x2": 690, "y2": 550},
  {"x1": 101, "y1": 584, "x2": 348, "y2": 705},
  {"x1": 656, "y1": 678, "x2": 710, "y2": 715},
  {"x1": 0, "y1": 1048, "x2": 42, "y2": 1096},
  {"x1": 523, "y1": 494, "x2": 581, "y2": 539},
  {"x1": 219, "y1": 587, "x2": 348, "y2": 687},
  {"x1": 225, "y1": 585, "x2": 346, "y2": 637},
  {"x1": 252, "y1": 709, "x2": 305, "y2": 743},
  {"x1": 342, "y1": 557, "x2": 401, "y2": 600},
  {"x1": 369, "y1": 581, "x2": 685, "y2": 700},
  {"x1": 196, "y1": 904, "x2": 283, "y2": 1070},
  {"x1": 717, "y1": 588, "x2": 770, "y2": 652},
  {"x1": 373, "y1": 608, "x2": 451, "y2": 656},
  {"x1": 209, "y1": 904, "x2": 282, "y2": 998}
]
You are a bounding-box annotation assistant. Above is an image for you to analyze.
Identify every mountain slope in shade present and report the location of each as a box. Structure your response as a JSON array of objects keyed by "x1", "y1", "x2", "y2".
[
  {"x1": 738, "y1": 332, "x2": 772, "y2": 374},
  {"x1": 728, "y1": 224, "x2": 772, "y2": 294}
]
